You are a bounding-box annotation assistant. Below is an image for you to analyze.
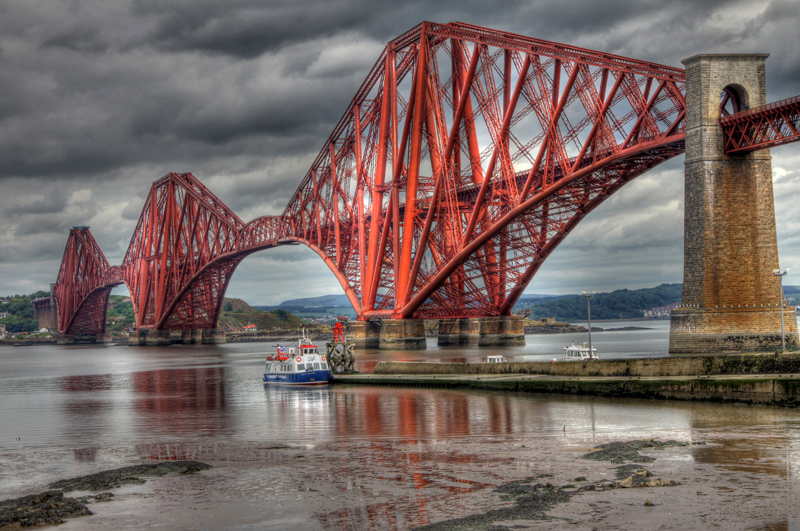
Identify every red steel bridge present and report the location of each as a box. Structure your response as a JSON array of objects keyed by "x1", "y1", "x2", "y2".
[{"x1": 54, "y1": 21, "x2": 800, "y2": 337}]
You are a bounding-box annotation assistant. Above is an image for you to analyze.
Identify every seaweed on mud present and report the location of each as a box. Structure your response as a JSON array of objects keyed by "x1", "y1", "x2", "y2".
[
  {"x1": 411, "y1": 440, "x2": 689, "y2": 530},
  {"x1": 0, "y1": 490, "x2": 92, "y2": 528},
  {"x1": 48, "y1": 460, "x2": 211, "y2": 492},
  {"x1": 411, "y1": 480, "x2": 572, "y2": 530},
  {"x1": 581, "y1": 439, "x2": 689, "y2": 464},
  {"x1": 614, "y1": 464, "x2": 654, "y2": 479}
]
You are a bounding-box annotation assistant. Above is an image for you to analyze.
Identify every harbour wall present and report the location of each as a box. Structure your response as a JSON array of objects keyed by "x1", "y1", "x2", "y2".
[
  {"x1": 336, "y1": 373, "x2": 800, "y2": 406},
  {"x1": 372, "y1": 354, "x2": 800, "y2": 377}
]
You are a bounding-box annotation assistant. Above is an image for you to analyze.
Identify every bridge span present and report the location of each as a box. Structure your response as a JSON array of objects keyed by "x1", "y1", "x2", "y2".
[{"x1": 53, "y1": 22, "x2": 800, "y2": 351}]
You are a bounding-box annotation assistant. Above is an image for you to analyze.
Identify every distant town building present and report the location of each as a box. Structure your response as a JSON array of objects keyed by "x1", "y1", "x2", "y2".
[
  {"x1": 643, "y1": 302, "x2": 681, "y2": 318},
  {"x1": 243, "y1": 323, "x2": 257, "y2": 332},
  {"x1": 0, "y1": 324, "x2": 6, "y2": 338},
  {"x1": 0, "y1": 312, "x2": 8, "y2": 319}
]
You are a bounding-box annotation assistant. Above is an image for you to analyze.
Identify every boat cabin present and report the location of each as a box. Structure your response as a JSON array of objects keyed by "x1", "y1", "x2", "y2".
[{"x1": 562, "y1": 342, "x2": 600, "y2": 361}]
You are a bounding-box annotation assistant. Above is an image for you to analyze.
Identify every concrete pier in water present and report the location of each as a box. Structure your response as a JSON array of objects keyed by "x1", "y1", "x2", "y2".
[{"x1": 438, "y1": 316, "x2": 525, "y2": 347}]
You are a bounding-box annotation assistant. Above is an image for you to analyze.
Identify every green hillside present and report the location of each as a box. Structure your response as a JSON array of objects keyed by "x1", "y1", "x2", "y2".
[
  {"x1": 519, "y1": 283, "x2": 683, "y2": 321},
  {"x1": 0, "y1": 290, "x2": 48, "y2": 333},
  {"x1": 220, "y1": 299, "x2": 305, "y2": 331}
]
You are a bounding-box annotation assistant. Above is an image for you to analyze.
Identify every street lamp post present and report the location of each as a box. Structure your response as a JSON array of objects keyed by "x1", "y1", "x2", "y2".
[
  {"x1": 582, "y1": 291, "x2": 596, "y2": 355},
  {"x1": 773, "y1": 268, "x2": 789, "y2": 351}
]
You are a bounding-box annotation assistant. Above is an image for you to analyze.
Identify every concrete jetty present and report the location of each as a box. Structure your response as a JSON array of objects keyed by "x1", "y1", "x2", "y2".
[{"x1": 334, "y1": 354, "x2": 800, "y2": 406}]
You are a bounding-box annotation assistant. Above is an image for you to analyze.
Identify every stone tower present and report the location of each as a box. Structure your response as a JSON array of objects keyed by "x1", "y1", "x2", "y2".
[{"x1": 669, "y1": 54, "x2": 799, "y2": 353}]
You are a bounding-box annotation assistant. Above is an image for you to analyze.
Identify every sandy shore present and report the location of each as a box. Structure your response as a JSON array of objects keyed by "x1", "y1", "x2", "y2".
[{"x1": 1, "y1": 425, "x2": 797, "y2": 530}]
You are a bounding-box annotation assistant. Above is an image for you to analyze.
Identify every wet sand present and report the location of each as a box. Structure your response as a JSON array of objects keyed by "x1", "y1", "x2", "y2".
[{"x1": 2, "y1": 426, "x2": 797, "y2": 530}]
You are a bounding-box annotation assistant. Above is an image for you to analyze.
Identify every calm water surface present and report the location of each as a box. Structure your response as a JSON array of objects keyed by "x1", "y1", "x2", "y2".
[
  {"x1": 0, "y1": 321, "x2": 798, "y2": 453},
  {"x1": 2, "y1": 325, "x2": 800, "y2": 529}
]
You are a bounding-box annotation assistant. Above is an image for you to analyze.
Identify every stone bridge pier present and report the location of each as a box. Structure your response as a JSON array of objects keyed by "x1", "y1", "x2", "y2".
[
  {"x1": 669, "y1": 54, "x2": 799, "y2": 353},
  {"x1": 347, "y1": 316, "x2": 525, "y2": 350}
]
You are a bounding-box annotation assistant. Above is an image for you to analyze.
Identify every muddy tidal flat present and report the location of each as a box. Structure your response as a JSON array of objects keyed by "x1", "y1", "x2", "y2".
[{"x1": 1, "y1": 431, "x2": 798, "y2": 530}]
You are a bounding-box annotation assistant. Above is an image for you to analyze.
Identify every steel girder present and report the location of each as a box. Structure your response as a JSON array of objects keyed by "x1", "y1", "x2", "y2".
[
  {"x1": 54, "y1": 22, "x2": 800, "y2": 332},
  {"x1": 53, "y1": 178, "x2": 287, "y2": 334},
  {"x1": 122, "y1": 172, "x2": 248, "y2": 330},
  {"x1": 280, "y1": 21, "x2": 688, "y2": 319},
  {"x1": 54, "y1": 227, "x2": 113, "y2": 334},
  {"x1": 721, "y1": 95, "x2": 800, "y2": 154}
]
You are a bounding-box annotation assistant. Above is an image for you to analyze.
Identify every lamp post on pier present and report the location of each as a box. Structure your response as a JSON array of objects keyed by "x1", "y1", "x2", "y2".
[
  {"x1": 773, "y1": 268, "x2": 789, "y2": 351},
  {"x1": 582, "y1": 291, "x2": 596, "y2": 355}
]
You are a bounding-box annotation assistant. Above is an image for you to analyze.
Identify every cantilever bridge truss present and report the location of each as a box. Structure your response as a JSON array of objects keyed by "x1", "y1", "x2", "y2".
[{"x1": 54, "y1": 21, "x2": 800, "y2": 335}]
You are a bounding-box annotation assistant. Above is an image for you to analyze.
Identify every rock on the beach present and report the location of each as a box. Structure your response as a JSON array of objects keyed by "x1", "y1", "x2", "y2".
[
  {"x1": 0, "y1": 490, "x2": 92, "y2": 527},
  {"x1": 48, "y1": 460, "x2": 212, "y2": 492}
]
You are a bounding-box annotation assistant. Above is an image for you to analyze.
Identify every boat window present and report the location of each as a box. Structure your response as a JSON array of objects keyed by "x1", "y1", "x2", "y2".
[{"x1": 297, "y1": 364, "x2": 306, "y2": 371}]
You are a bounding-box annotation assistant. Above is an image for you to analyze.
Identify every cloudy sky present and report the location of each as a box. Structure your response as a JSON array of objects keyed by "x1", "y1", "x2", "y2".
[{"x1": 1, "y1": 0, "x2": 799, "y2": 305}]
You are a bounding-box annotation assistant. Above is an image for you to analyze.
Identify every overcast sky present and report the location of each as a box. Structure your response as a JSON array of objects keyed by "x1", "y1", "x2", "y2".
[{"x1": 1, "y1": 0, "x2": 799, "y2": 305}]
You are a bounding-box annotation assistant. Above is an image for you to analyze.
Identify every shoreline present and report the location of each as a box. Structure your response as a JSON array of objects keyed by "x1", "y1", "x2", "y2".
[{"x1": 1, "y1": 431, "x2": 794, "y2": 530}]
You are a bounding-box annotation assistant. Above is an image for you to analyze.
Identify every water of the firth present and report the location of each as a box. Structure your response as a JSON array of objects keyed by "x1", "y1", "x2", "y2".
[
  {"x1": 1, "y1": 319, "x2": 798, "y2": 453},
  {"x1": 2, "y1": 318, "x2": 800, "y2": 530}
]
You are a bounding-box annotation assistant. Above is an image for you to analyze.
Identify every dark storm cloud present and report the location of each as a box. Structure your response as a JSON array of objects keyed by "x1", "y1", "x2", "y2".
[
  {"x1": 131, "y1": 0, "x2": 529, "y2": 59},
  {"x1": 132, "y1": 0, "x2": 374, "y2": 58},
  {"x1": 1, "y1": 0, "x2": 799, "y2": 301}
]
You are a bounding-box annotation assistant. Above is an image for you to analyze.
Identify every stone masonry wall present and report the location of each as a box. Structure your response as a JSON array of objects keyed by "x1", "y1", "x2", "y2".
[{"x1": 670, "y1": 54, "x2": 797, "y2": 352}]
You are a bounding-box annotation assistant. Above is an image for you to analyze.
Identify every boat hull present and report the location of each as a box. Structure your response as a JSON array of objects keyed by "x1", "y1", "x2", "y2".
[{"x1": 262, "y1": 370, "x2": 333, "y2": 386}]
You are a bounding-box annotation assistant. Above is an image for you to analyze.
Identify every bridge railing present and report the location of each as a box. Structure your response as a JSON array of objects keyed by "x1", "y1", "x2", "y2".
[
  {"x1": 238, "y1": 216, "x2": 288, "y2": 250},
  {"x1": 720, "y1": 95, "x2": 800, "y2": 154}
]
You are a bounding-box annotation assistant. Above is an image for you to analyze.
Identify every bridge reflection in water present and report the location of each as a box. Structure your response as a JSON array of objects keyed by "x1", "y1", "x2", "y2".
[{"x1": 0, "y1": 343, "x2": 792, "y2": 529}]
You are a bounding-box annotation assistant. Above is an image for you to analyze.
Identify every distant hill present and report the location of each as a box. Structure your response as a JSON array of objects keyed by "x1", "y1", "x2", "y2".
[
  {"x1": 222, "y1": 298, "x2": 256, "y2": 313},
  {"x1": 278, "y1": 294, "x2": 351, "y2": 307},
  {"x1": 259, "y1": 283, "x2": 797, "y2": 319},
  {"x1": 516, "y1": 294, "x2": 557, "y2": 304},
  {"x1": 275, "y1": 293, "x2": 552, "y2": 308},
  {"x1": 518, "y1": 283, "x2": 683, "y2": 321}
]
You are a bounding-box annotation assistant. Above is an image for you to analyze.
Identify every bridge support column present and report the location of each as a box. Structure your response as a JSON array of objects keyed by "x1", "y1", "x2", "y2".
[
  {"x1": 180, "y1": 330, "x2": 193, "y2": 344},
  {"x1": 346, "y1": 321, "x2": 381, "y2": 349},
  {"x1": 129, "y1": 330, "x2": 147, "y2": 346},
  {"x1": 202, "y1": 328, "x2": 226, "y2": 345},
  {"x1": 191, "y1": 329, "x2": 204, "y2": 344},
  {"x1": 670, "y1": 53, "x2": 799, "y2": 353},
  {"x1": 438, "y1": 318, "x2": 480, "y2": 346},
  {"x1": 145, "y1": 329, "x2": 172, "y2": 346},
  {"x1": 96, "y1": 333, "x2": 113, "y2": 344},
  {"x1": 57, "y1": 334, "x2": 75, "y2": 345},
  {"x1": 379, "y1": 319, "x2": 427, "y2": 350},
  {"x1": 478, "y1": 316, "x2": 525, "y2": 347}
]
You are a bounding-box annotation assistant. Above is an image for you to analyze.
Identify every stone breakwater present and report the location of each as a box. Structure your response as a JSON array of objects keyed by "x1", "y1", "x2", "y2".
[
  {"x1": 373, "y1": 353, "x2": 800, "y2": 377},
  {"x1": 523, "y1": 323, "x2": 588, "y2": 334},
  {"x1": 336, "y1": 354, "x2": 800, "y2": 406}
]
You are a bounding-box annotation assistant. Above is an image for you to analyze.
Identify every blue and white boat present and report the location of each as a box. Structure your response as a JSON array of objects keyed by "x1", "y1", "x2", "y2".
[{"x1": 262, "y1": 331, "x2": 333, "y2": 385}]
